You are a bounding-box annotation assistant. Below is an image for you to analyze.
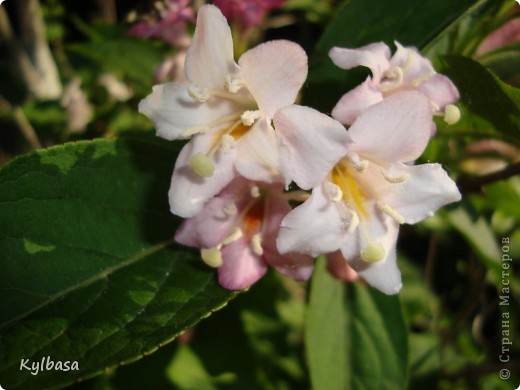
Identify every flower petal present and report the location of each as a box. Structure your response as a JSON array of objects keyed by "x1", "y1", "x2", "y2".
[
  {"x1": 262, "y1": 193, "x2": 315, "y2": 281},
  {"x1": 326, "y1": 251, "x2": 359, "y2": 282},
  {"x1": 391, "y1": 42, "x2": 435, "y2": 84},
  {"x1": 417, "y1": 74, "x2": 460, "y2": 111},
  {"x1": 339, "y1": 203, "x2": 402, "y2": 295},
  {"x1": 218, "y1": 238, "x2": 268, "y2": 290},
  {"x1": 277, "y1": 184, "x2": 347, "y2": 257},
  {"x1": 169, "y1": 133, "x2": 237, "y2": 218},
  {"x1": 239, "y1": 40, "x2": 308, "y2": 117},
  {"x1": 185, "y1": 5, "x2": 239, "y2": 90},
  {"x1": 274, "y1": 105, "x2": 350, "y2": 189},
  {"x1": 348, "y1": 91, "x2": 434, "y2": 163},
  {"x1": 235, "y1": 120, "x2": 282, "y2": 182},
  {"x1": 174, "y1": 195, "x2": 240, "y2": 249},
  {"x1": 329, "y1": 43, "x2": 391, "y2": 83},
  {"x1": 331, "y1": 78, "x2": 383, "y2": 125},
  {"x1": 379, "y1": 163, "x2": 461, "y2": 224},
  {"x1": 138, "y1": 82, "x2": 239, "y2": 140}
]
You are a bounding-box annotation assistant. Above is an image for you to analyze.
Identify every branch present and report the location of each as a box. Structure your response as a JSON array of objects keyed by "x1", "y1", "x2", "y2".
[
  {"x1": 0, "y1": 0, "x2": 62, "y2": 99},
  {"x1": 457, "y1": 161, "x2": 520, "y2": 194}
]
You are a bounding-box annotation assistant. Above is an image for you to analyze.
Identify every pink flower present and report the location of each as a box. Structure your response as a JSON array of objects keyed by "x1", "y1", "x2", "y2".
[
  {"x1": 139, "y1": 5, "x2": 307, "y2": 218},
  {"x1": 175, "y1": 177, "x2": 314, "y2": 290},
  {"x1": 476, "y1": 18, "x2": 520, "y2": 56},
  {"x1": 128, "y1": 0, "x2": 194, "y2": 48},
  {"x1": 273, "y1": 92, "x2": 461, "y2": 294},
  {"x1": 214, "y1": 0, "x2": 286, "y2": 29},
  {"x1": 329, "y1": 42, "x2": 460, "y2": 125}
]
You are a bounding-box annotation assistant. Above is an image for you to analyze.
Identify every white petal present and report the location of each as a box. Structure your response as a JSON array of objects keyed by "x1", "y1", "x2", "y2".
[
  {"x1": 348, "y1": 91, "x2": 434, "y2": 163},
  {"x1": 138, "y1": 82, "x2": 239, "y2": 140},
  {"x1": 379, "y1": 163, "x2": 461, "y2": 224},
  {"x1": 169, "y1": 134, "x2": 237, "y2": 218},
  {"x1": 185, "y1": 5, "x2": 239, "y2": 90},
  {"x1": 275, "y1": 105, "x2": 350, "y2": 189},
  {"x1": 331, "y1": 78, "x2": 383, "y2": 125},
  {"x1": 235, "y1": 120, "x2": 282, "y2": 182},
  {"x1": 340, "y1": 203, "x2": 402, "y2": 295},
  {"x1": 277, "y1": 184, "x2": 347, "y2": 257},
  {"x1": 262, "y1": 193, "x2": 315, "y2": 281},
  {"x1": 239, "y1": 40, "x2": 308, "y2": 117},
  {"x1": 329, "y1": 43, "x2": 391, "y2": 83}
]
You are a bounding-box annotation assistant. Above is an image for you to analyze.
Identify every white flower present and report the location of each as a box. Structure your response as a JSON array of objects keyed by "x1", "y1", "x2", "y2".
[{"x1": 139, "y1": 5, "x2": 307, "y2": 217}]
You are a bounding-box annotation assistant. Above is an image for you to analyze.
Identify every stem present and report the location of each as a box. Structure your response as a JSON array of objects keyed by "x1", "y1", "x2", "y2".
[
  {"x1": 0, "y1": 95, "x2": 41, "y2": 150},
  {"x1": 457, "y1": 161, "x2": 520, "y2": 193},
  {"x1": 0, "y1": 0, "x2": 62, "y2": 99}
]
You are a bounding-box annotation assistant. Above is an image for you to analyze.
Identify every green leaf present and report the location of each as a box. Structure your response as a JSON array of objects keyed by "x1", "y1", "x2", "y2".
[
  {"x1": 305, "y1": 258, "x2": 408, "y2": 390},
  {"x1": 438, "y1": 56, "x2": 520, "y2": 142},
  {"x1": 304, "y1": 0, "x2": 483, "y2": 111},
  {"x1": 0, "y1": 135, "x2": 238, "y2": 389}
]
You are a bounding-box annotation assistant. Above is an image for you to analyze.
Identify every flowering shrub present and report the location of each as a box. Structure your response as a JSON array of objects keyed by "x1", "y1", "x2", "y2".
[{"x1": 0, "y1": 1, "x2": 518, "y2": 389}]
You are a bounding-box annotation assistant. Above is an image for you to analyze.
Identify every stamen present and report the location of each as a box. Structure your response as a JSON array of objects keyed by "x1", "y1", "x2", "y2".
[
  {"x1": 380, "y1": 67, "x2": 404, "y2": 92},
  {"x1": 351, "y1": 153, "x2": 369, "y2": 173},
  {"x1": 223, "y1": 202, "x2": 238, "y2": 217},
  {"x1": 189, "y1": 153, "x2": 214, "y2": 177},
  {"x1": 380, "y1": 169, "x2": 409, "y2": 183},
  {"x1": 180, "y1": 124, "x2": 210, "y2": 138},
  {"x1": 444, "y1": 104, "x2": 461, "y2": 125},
  {"x1": 348, "y1": 210, "x2": 360, "y2": 233},
  {"x1": 222, "y1": 227, "x2": 243, "y2": 245},
  {"x1": 376, "y1": 201, "x2": 405, "y2": 224},
  {"x1": 188, "y1": 85, "x2": 210, "y2": 103},
  {"x1": 201, "y1": 247, "x2": 223, "y2": 268},
  {"x1": 251, "y1": 233, "x2": 263, "y2": 256},
  {"x1": 360, "y1": 242, "x2": 385, "y2": 263},
  {"x1": 250, "y1": 185, "x2": 260, "y2": 198},
  {"x1": 410, "y1": 71, "x2": 436, "y2": 87},
  {"x1": 241, "y1": 110, "x2": 261, "y2": 126},
  {"x1": 324, "y1": 182, "x2": 343, "y2": 203},
  {"x1": 220, "y1": 134, "x2": 236, "y2": 154},
  {"x1": 225, "y1": 75, "x2": 242, "y2": 93}
]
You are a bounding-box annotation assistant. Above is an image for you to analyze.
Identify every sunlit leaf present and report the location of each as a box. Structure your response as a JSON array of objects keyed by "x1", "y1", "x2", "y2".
[
  {"x1": 305, "y1": 258, "x2": 408, "y2": 390},
  {"x1": 0, "y1": 135, "x2": 238, "y2": 389}
]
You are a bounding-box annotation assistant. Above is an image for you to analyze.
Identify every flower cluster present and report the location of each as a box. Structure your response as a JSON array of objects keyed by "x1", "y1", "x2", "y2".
[{"x1": 139, "y1": 5, "x2": 462, "y2": 294}]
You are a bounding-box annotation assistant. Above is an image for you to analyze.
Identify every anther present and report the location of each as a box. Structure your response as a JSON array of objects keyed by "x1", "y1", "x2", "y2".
[
  {"x1": 376, "y1": 201, "x2": 405, "y2": 224},
  {"x1": 351, "y1": 153, "x2": 369, "y2": 172},
  {"x1": 222, "y1": 227, "x2": 243, "y2": 245},
  {"x1": 188, "y1": 85, "x2": 211, "y2": 103},
  {"x1": 325, "y1": 182, "x2": 343, "y2": 203},
  {"x1": 360, "y1": 242, "x2": 385, "y2": 263},
  {"x1": 444, "y1": 104, "x2": 461, "y2": 125},
  {"x1": 201, "y1": 247, "x2": 223, "y2": 267},
  {"x1": 251, "y1": 233, "x2": 263, "y2": 256},
  {"x1": 180, "y1": 124, "x2": 210, "y2": 138},
  {"x1": 225, "y1": 75, "x2": 242, "y2": 93},
  {"x1": 250, "y1": 185, "x2": 260, "y2": 198},
  {"x1": 189, "y1": 153, "x2": 214, "y2": 177},
  {"x1": 380, "y1": 169, "x2": 409, "y2": 183},
  {"x1": 223, "y1": 202, "x2": 237, "y2": 217},
  {"x1": 380, "y1": 67, "x2": 404, "y2": 92},
  {"x1": 241, "y1": 110, "x2": 261, "y2": 126},
  {"x1": 220, "y1": 134, "x2": 236, "y2": 153}
]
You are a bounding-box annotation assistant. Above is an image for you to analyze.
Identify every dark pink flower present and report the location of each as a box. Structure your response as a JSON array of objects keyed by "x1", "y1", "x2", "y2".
[
  {"x1": 213, "y1": 0, "x2": 286, "y2": 29},
  {"x1": 175, "y1": 177, "x2": 314, "y2": 290},
  {"x1": 128, "y1": 0, "x2": 194, "y2": 48}
]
